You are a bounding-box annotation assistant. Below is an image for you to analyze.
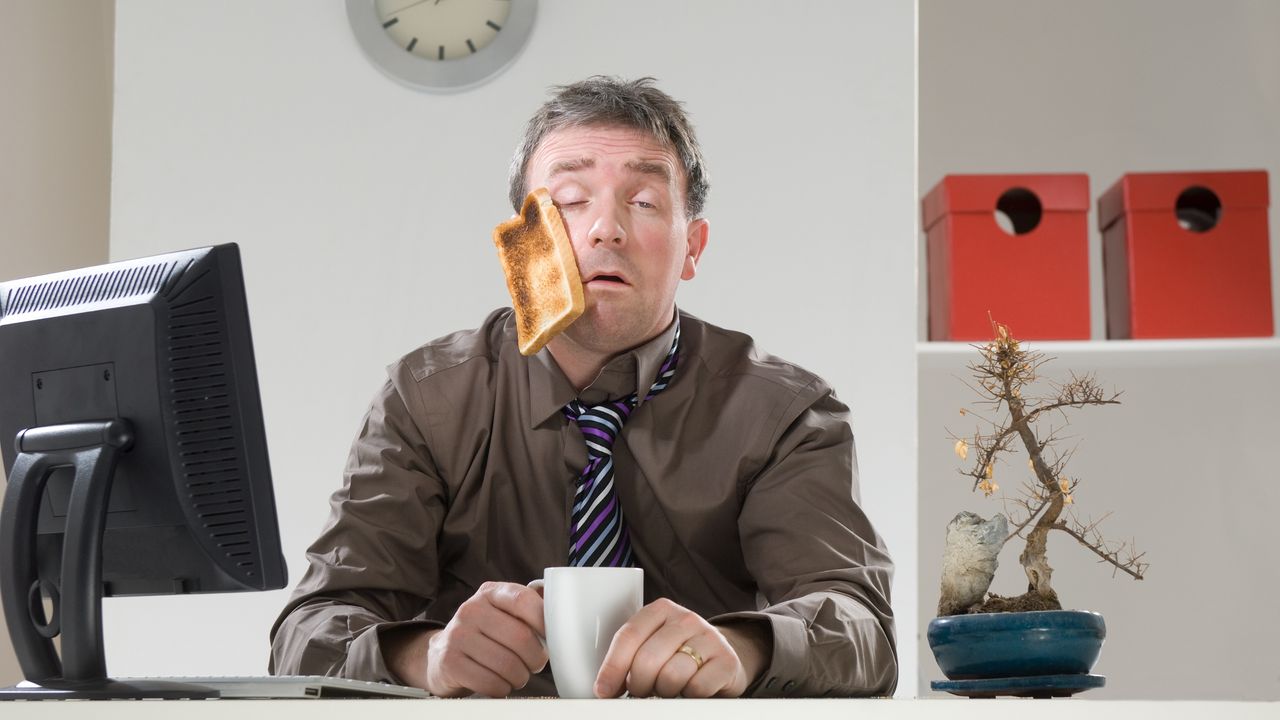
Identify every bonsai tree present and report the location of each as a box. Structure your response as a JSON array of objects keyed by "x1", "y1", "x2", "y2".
[{"x1": 937, "y1": 322, "x2": 1148, "y2": 616}]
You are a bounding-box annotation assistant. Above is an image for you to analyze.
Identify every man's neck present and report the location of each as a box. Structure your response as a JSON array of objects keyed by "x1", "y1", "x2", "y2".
[
  {"x1": 546, "y1": 337, "x2": 616, "y2": 392},
  {"x1": 546, "y1": 314, "x2": 677, "y2": 393}
]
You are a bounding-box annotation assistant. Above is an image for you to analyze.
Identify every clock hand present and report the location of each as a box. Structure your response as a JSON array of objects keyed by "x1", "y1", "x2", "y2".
[{"x1": 384, "y1": 0, "x2": 434, "y2": 18}]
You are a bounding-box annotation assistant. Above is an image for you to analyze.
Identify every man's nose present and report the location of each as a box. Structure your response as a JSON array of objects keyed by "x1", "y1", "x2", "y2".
[{"x1": 586, "y1": 200, "x2": 627, "y2": 247}]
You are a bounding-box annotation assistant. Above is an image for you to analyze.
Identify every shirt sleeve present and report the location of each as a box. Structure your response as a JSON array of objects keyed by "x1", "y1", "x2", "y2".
[
  {"x1": 268, "y1": 360, "x2": 448, "y2": 684},
  {"x1": 710, "y1": 384, "x2": 898, "y2": 697}
]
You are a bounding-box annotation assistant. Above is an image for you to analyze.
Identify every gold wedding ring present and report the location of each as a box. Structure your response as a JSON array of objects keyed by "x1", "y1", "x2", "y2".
[{"x1": 677, "y1": 644, "x2": 704, "y2": 670}]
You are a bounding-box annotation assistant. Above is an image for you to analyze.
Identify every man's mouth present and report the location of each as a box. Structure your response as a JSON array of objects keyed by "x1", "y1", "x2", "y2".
[{"x1": 584, "y1": 272, "x2": 628, "y2": 286}]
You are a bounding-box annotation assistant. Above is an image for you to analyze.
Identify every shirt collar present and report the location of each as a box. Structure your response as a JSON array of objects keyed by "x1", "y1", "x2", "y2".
[{"x1": 526, "y1": 310, "x2": 680, "y2": 429}]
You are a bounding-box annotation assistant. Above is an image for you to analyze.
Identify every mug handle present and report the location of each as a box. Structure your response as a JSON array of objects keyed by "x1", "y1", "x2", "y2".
[{"x1": 527, "y1": 579, "x2": 549, "y2": 655}]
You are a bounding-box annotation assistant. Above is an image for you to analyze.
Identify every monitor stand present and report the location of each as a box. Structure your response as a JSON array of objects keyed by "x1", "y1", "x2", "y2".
[
  {"x1": 0, "y1": 420, "x2": 217, "y2": 700},
  {"x1": 0, "y1": 678, "x2": 218, "y2": 701}
]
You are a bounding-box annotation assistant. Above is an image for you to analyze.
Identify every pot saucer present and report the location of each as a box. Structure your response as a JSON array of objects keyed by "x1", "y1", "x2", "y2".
[{"x1": 931, "y1": 673, "x2": 1105, "y2": 698}]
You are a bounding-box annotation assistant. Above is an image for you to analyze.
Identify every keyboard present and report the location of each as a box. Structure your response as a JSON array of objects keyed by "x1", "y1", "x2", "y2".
[{"x1": 116, "y1": 675, "x2": 432, "y2": 699}]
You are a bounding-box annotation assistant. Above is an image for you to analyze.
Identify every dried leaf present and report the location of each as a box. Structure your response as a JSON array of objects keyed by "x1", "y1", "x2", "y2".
[
  {"x1": 954, "y1": 439, "x2": 969, "y2": 460},
  {"x1": 984, "y1": 462, "x2": 994, "y2": 480}
]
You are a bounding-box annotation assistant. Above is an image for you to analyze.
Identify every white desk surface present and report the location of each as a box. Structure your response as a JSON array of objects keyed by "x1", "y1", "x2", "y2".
[{"x1": 2, "y1": 699, "x2": 1277, "y2": 719}]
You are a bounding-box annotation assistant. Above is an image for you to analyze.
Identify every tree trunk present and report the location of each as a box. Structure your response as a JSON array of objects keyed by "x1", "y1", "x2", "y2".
[
  {"x1": 1018, "y1": 493, "x2": 1063, "y2": 606},
  {"x1": 1003, "y1": 365, "x2": 1065, "y2": 603},
  {"x1": 1021, "y1": 523, "x2": 1054, "y2": 595}
]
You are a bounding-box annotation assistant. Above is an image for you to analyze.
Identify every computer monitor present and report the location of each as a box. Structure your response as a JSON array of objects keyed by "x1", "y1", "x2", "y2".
[{"x1": 0, "y1": 243, "x2": 287, "y2": 699}]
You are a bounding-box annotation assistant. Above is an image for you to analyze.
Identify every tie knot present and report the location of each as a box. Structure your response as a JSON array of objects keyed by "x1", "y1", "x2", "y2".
[
  {"x1": 561, "y1": 322, "x2": 681, "y2": 460},
  {"x1": 564, "y1": 400, "x2": 634, "y2": 459}
]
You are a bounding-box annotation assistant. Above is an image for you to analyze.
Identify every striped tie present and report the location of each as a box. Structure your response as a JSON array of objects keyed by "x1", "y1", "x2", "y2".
[{"x1": 562, "y1": 324, "x2": 681, "y2": 567}]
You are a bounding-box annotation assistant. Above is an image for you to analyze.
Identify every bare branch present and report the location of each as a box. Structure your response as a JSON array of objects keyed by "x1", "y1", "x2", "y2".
[
  {"x1": 1007, "y1": 493, "x2": 1049, "y2": 541},
  {"x1": 1052, "y1": 520, "x2": 1148, "y2": 580}
]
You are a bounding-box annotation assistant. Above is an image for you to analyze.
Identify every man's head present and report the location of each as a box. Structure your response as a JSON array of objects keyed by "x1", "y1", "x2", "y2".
[
  {"x1": 509, "y1": 76, "x2": 710, "y2": 221},
  {"x1": 513, "y1": 78, "x2": 711, "y2": 359}
]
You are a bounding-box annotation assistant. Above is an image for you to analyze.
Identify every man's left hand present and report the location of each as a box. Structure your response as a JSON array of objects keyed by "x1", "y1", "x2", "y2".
[{"x1": 593, "y1": 598, "x2": 768, "y2": 698}]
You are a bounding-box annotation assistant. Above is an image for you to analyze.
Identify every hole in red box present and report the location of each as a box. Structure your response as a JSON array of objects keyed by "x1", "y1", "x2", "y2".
[
  {"x1": 994, "y1": 188, "x2": 1042, "y2": 236},
  {"x1": 1175, "y1": 186, "x2": 1222, "y2": 233}
]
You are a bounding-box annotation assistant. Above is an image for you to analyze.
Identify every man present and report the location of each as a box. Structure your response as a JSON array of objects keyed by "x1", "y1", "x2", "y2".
[{"x1": 270, "y1": 76, "x2": 897, "y2": 698}]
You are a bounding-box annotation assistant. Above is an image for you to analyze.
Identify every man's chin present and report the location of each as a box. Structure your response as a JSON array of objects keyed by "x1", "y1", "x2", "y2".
[
  {"x1": 559, "y1": 313, "x2": 656, "y2": 356},
  {"x1": 558, "y1": 325, "x2": 635, "y2": 356}
]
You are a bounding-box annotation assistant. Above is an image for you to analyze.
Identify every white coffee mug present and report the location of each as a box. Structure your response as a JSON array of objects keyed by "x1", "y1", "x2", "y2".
[{"x1": 536, "y1": 566, "x2": 643, "y2": 698}]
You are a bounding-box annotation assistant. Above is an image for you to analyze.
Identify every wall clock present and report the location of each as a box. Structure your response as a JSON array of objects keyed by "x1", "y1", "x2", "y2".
[{"x1": 346, "y1": 0, "x2": 538, "y2": 93}]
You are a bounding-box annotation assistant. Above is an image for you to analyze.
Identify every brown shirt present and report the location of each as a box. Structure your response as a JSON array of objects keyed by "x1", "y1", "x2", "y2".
[{"x1": 269, "y1": 308, "x2": 897, "y2": 697}]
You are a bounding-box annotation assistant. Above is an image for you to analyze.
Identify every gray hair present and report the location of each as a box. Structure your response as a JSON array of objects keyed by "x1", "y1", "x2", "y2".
[{"x1": 507, "y1": 76, "x2": 710, "y2": 219}]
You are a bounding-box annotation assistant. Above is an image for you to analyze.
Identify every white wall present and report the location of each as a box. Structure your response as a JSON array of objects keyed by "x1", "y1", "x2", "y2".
[
  {"x1": 109, "y1": 0, "x2": 918, "y2": 690},
  {"x1": 918, "y1": 0, "x2": 1280, "y2": 699},
  {"x1": 0, "y1": 0, "x2": 114, "y2": 686}
]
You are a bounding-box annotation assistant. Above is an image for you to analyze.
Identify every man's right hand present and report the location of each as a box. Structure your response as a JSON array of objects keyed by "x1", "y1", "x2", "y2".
[{"x1": 385, "y1": 581, "x2": 548, "y2": 697}]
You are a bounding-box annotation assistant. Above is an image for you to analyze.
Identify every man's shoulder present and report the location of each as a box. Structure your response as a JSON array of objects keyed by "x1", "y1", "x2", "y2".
[
  {"x1": 682, "y1": 311, "x2": 830, "y2": 399},
  {"x1": 392, "y1": 307, "x2": 516, "y2": 383}
]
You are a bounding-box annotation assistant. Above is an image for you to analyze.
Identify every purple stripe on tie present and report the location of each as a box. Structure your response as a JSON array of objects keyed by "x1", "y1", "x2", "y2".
[
  {"x1": 607, "y1": 527, "x2": 630, "y2": 566},
  {"x1": 583, "y1": 459, "x2": 614, "y2": 499},
  {"x1": 575, "y1": 468, "x2": 597, "y2": 497},
  {"x1": 573, "y1": 494, "x2": 617, "y2": 551},
  {"x1": 579, "y1": 464, "x2": 609, "y2": 496},
  {"x1": 579, "y1": 426, "x2": 613, "y2": 442},
  {"x1": 578, "y1": 512, "x2": 620, "y2": 563}
]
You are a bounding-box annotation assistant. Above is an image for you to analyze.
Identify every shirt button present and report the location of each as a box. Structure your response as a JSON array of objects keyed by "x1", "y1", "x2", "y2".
[
  {"x1": 782, "y1": 681, "x2": 796, "y2": 694},
  {"x1": 765, "y1": 677, "x2": 778, "y2": 690}
]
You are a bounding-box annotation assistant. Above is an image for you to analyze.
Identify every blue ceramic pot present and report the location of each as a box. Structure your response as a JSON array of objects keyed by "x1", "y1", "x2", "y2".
[{"x1": 927, "y1": 610, "x2": 1106, "y2": 680}]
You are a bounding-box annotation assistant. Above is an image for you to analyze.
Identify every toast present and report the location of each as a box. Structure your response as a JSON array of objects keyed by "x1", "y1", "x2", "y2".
[{"x1": 492, "y1": 187, "x2": 585, "y2": 356}]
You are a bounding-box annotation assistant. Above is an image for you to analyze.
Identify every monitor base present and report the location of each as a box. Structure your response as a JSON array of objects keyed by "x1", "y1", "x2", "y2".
[{"x1": 0, "y1": 678, "x2": 218, "y2": 700}]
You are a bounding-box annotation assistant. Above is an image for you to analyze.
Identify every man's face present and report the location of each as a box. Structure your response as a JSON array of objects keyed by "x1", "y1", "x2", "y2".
[{"x1": 526, "y1": 124, "x2": 708, "y2": 356}]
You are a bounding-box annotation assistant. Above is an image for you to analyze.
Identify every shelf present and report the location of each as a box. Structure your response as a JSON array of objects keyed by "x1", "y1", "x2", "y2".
[{"x1": 918, "y1": 336, "x2": 1280, "y2": 369}]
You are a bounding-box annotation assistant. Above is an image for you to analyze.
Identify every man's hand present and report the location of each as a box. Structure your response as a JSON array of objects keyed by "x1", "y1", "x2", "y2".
[
  {"x1": 386, "y1": 581, "x2": 548, "y2": 697},
  {"x1": 593, "y1": 598, "x2": 769, "y2": 698}
]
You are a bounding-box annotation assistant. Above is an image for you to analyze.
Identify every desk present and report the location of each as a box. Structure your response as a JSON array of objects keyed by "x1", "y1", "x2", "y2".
[{"x1": 2, "y1": 700, "x2": 1277, "y2": 719}]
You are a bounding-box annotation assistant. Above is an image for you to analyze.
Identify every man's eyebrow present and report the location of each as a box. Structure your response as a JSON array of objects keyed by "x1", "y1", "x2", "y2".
[
  {"x1": 546, "y1": 157, "x2": 672, "y2": 182},
  {"x1": 548, "y1": 158, "x2": 594, "y2": 176},
  {"x1": 625, "y1": 159, "x2": 672, "y2": 182}
]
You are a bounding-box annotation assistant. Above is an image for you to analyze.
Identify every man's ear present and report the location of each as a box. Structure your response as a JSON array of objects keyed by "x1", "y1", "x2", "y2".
[{"x1": 681, "y1": 218, "x2": 710, "y2": 281}]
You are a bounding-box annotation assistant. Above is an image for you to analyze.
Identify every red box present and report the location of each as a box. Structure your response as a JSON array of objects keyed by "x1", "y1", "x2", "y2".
[
  {"x1": 1099, "y1": 170, "x2": 1273, "y2": 338},
  {"x1": 924, "y1": 174, "x2": 1091, "y2": 341}
]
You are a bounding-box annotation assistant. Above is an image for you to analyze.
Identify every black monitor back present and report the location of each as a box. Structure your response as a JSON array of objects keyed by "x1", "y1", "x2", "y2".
[{"x1": 0, "y1": 244, "x2": 286, "y2": 597}]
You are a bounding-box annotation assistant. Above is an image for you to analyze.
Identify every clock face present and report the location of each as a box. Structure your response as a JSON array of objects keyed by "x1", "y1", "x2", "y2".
[
  {"x1": 375, "y1": 0, "x2": 514, "y2": 62},
  {"x1": 347, "y1": 0, "x2": 537, "y2": 93}
]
